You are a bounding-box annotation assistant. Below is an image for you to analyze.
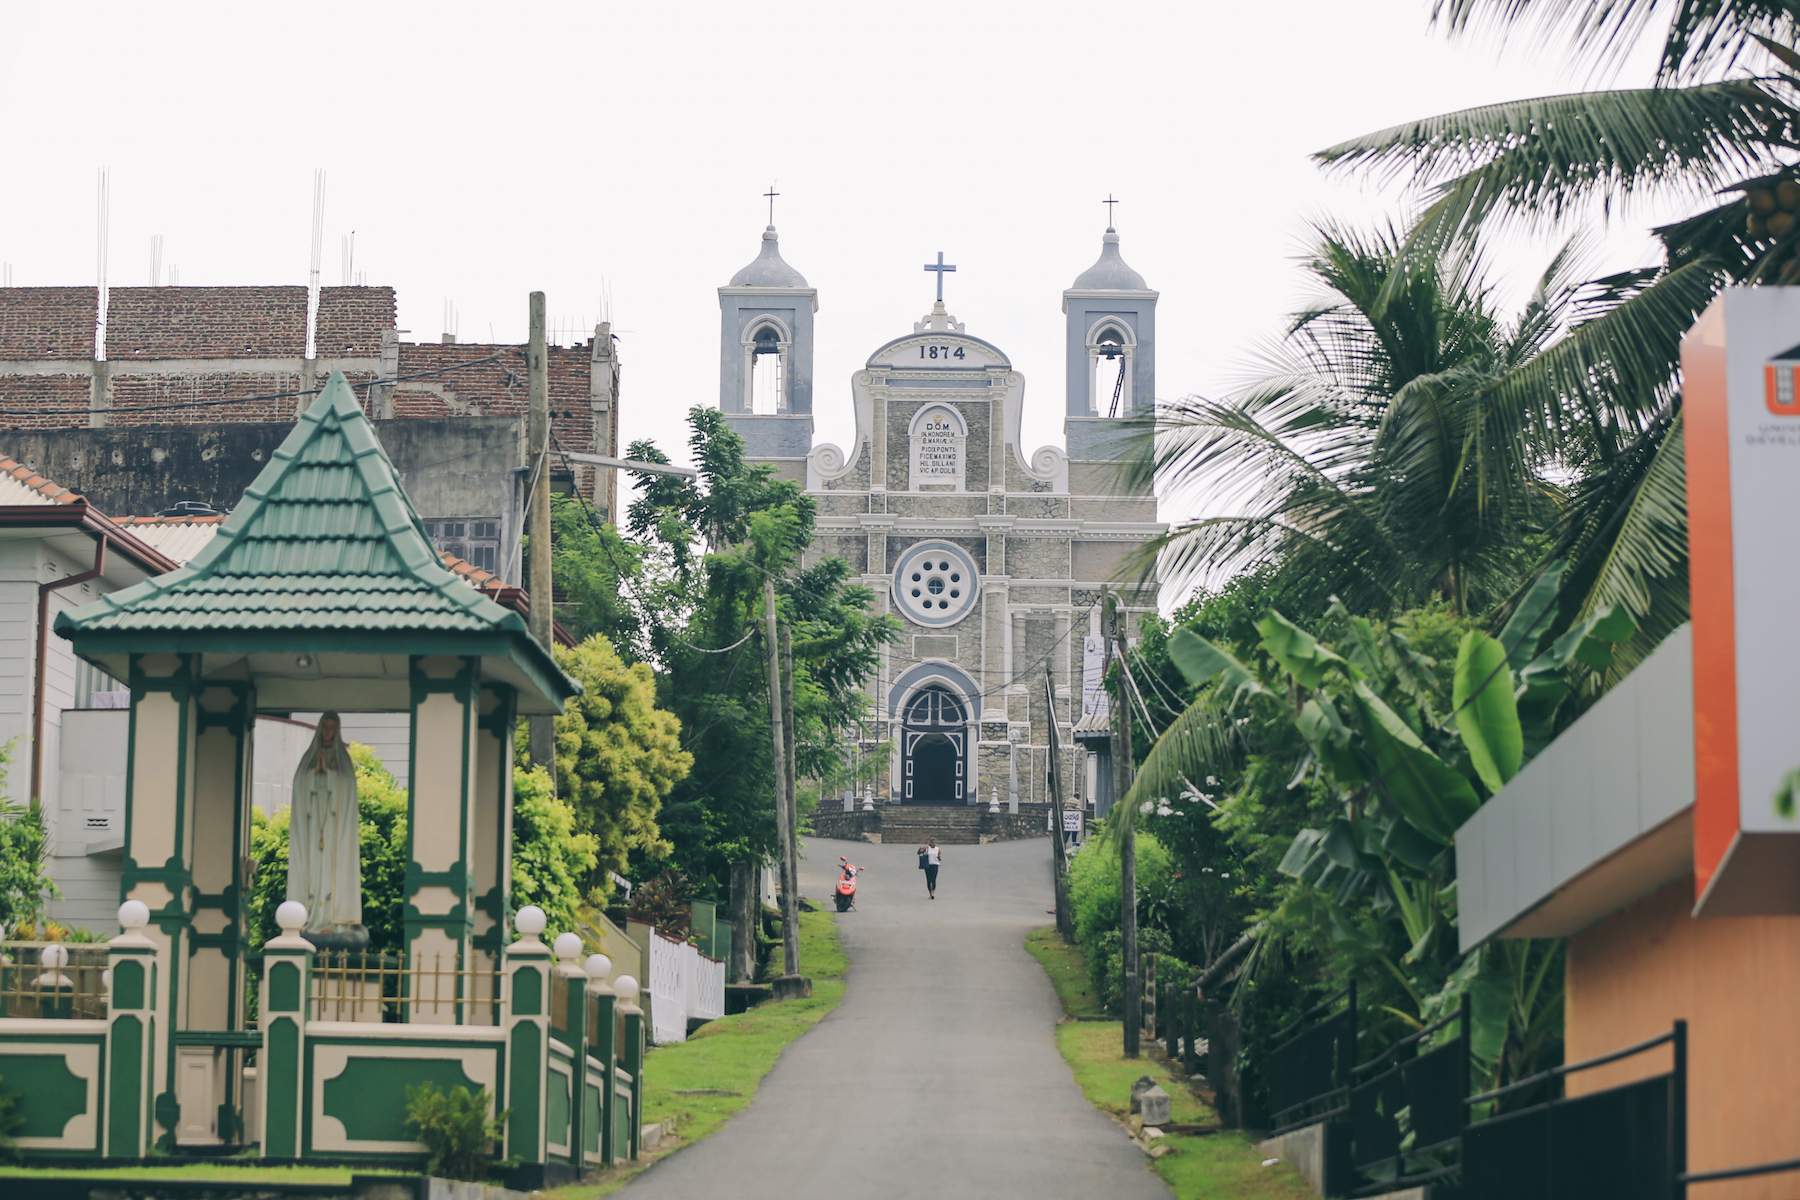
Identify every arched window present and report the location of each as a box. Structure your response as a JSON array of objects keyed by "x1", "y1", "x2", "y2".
[
  {"x1": 750, "y1": 324, "x2": 784, "y2": 414},
  {"x1": 1086, "y1": 320, "x2": 1135, "y2": 416},
  {"x1": 904, "y1": 686, "x2": 966, "y2": 729}
]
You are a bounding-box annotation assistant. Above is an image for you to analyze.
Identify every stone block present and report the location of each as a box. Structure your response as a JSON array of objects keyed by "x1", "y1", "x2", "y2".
[
  {"x1": 1139, "y1": 1084, "x2": 1171, "y2": 1126},
  {"x1": 771, "y1": 974, "x2": 813, "y2": 1001},
  {"x1": 1129, "y1": 1074, "x2": 1157, "y2": 1113}
]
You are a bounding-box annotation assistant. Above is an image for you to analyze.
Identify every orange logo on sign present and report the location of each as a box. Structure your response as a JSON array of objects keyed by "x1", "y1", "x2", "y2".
[{"x1": 1767, "y1": 346, "x2": 1800, "y2": 414}]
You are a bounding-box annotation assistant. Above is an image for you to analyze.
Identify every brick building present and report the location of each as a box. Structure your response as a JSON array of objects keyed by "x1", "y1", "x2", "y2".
[{"x1": 0, "y1": 285, "x2": 623, "y2": 564}]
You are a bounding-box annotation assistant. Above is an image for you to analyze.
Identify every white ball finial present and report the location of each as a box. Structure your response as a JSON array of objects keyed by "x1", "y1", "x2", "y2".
[
  {"x1": 41, "y1": 944, "x2": 68, "y2": 969},
  {"x1": 118, "y1": 899, "x2": 150, "y2": 931},
  {"x1": 515, "y1": 906, "x2": 547, "y2": 937},
  {"x1": 584, "y1": 953, "x2": 612, "y2": 981},
  {"x1": 275, "y1": 900, "x2": 308, "y2": 932},
  {"x1": 553, "y1": 932, "x2": 582, "y2": 962},
  {"x1": 613, "y1": 974, "x2": 639, "y2": 1002}
]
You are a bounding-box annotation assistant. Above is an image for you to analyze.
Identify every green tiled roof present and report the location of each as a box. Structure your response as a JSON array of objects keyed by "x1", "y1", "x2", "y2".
[{"x1": 57, "y1": 373, "x2": 577, "y2": 706}]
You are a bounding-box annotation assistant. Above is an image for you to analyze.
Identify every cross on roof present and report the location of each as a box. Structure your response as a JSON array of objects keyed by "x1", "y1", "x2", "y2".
[
  {"x1": 1104, "y1": 194, "x2": 1118, "y2": 226},
  {"x1": 765, "y1": 184, "x2": 779, "y2": 225},
  {"x1": 923, "y1": 251, "x2": 957, "y2": 302}
]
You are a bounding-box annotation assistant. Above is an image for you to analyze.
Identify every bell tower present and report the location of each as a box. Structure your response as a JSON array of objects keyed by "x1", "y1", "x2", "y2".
[
  {"x1": 719, "y1": 222, "x2": 818, "y2": 461},
  {"x1": 1062, "y1": 222, "x2": 1158, "y2": 462}
]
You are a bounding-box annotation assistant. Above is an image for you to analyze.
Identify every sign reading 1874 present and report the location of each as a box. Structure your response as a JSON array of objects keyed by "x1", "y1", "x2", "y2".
[
  {"x1": 918, "y1": 345, "x2": 966, "y2": 360},
  {"x1": 909, "y1": 404, "x2": 966, "y2": 491}
]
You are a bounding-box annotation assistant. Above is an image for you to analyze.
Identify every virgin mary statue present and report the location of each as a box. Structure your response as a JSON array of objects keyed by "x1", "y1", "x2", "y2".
[{"x1": 288, "y1": 712, "x2": 363, "y2": 939}]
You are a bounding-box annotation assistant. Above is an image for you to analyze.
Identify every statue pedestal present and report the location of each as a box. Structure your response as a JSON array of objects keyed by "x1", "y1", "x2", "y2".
[{"x1": 300, "y1": 925, "x2": 370, "y2": 955}]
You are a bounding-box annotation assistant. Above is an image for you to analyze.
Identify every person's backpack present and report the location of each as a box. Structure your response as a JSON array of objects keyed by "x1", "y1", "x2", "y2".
[{"x1": 918, "y1": 850, "x2": 928, "y2": 869}]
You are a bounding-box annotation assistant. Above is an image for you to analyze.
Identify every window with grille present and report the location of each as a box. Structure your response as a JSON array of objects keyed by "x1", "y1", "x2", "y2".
[{"x1": 426, "y1": 518, "x2": 503, "y2": 576}]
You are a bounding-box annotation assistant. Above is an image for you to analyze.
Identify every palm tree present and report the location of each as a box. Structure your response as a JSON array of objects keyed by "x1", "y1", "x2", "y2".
[
  {"x1": 1308, "y1": 0, "x2": 1800, "y2": 670},
  {"x1": 1130, "y1": 225, "x2": 1651, "y2": 620}
]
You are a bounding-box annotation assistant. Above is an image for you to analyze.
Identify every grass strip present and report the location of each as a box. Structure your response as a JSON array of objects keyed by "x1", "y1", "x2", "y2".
[
  {"x1": 545, "y1": 909, "x2": 847, "y2": 1198},
  {"x1": 1025, "y1": 925, "x2": 1108, "y2": 1019},
  {"x1": 1026, "y1": 926, "x2": 1315, "y2": 1200}
]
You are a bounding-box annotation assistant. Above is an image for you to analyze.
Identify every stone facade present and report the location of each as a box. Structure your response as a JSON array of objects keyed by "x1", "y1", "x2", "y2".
[{"x1": 722, "y1": 227, "x2": 1166, "y2": 812}]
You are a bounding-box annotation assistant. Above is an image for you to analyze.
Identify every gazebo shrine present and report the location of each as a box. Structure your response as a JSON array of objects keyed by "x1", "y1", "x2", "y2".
[{"x1": 0, "y1": 374, "x2": 642, "y2": 1182}]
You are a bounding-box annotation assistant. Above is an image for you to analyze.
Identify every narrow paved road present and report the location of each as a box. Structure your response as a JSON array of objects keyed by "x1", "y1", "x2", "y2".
[{"x1": 621, "y1": 836, "x2": 1171, "y2": 1199}]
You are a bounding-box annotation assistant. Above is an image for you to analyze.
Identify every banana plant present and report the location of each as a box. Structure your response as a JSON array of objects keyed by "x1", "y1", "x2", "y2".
[{"x1": 1136, "y1": 578, "x2": 1632, "y2": 1085}]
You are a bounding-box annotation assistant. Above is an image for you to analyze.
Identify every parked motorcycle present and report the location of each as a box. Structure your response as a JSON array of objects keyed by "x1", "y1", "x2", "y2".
[{"x1": 834, "y1": 857, "x2": 864, "y2": 912}]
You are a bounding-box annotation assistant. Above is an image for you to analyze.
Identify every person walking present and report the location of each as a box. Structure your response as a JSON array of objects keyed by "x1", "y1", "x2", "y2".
[{"x1": 918, "y1": 838, "x2": 942, "y2": 899}]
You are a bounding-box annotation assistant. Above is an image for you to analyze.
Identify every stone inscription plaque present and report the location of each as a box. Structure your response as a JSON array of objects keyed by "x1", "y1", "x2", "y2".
[{"x1": 909, "y1": 404, "x2": 965, "y2": 491}]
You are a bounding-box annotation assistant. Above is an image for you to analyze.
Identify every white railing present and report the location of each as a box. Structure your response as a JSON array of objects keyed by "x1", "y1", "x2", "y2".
[
  {"x1": 693, "y1": 953, "x2": 725, "y2": 1021},
  {"x1": 643, "y1": 930, "x2": 728, "y2": 1044}
]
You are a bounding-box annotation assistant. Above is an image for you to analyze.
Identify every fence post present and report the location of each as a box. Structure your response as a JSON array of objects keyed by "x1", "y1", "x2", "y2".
[
  {"x1": 503, "y1": 907, "x2": 552, "y2": 1171},
  {"x1": 1143, "y1": 953, "x2": 1157, "y2": 1042},
  {"x1": 103, "y1": 902, "x2": 160, "y2": 1158},
  {"x1": 1183, "y1": 986, "x2": 1198, "y2": 1077},
  {"x1": 552, "y1": 935, "x2": 587, "y2": 1172},
  {"x1": 1673, "y1": 1019, "x2": 1688, "y2": 1200},
  {"x1": 621, "y1": 992, "x2": 645, "y2": 1159},
  {"x1": 587, "y1": 963, "x2": 618, "y2": 1166},
  {"x1": 257, "y1": 903, "x2": 313, "y2": 1160}
]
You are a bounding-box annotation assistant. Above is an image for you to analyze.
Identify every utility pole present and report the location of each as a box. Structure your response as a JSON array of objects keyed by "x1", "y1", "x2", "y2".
[
  {"x1": 1108, "y1": 591, "x2": 1140, "y2": 1058},
  {"x1": 1044, "y1": 665, "x2": 1074, "y2": 942},
  {"x1": 764, "y1": 578, "x2": 800, "y2": 978},
  {"x1": 527, "y1": 292, "x2": 556, "y2": 772},
  {"x1": 780, "y1": 621, "x2": 801, "y2": 925}
]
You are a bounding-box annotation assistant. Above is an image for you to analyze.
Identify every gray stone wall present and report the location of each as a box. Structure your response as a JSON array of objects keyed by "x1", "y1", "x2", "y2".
[
  {"x1": 887, "y1": 535, "x2": 985, "y2": 575},
  {"x1": 1073, "y1": 541, "x2": 1134, "y2": 584},
  {"x1": 883, "y1": 399, "x2": 991, "y2": 493},
  {"x1": 1006, "y1": 536, "x2": 1072, "y2": 580},
  {"x1": 822, "y1": 441, "x2": 871, "y2": 491},
  {"x1": 8, "y1": 416, "x2": 522, "y2": 525},
  {"x1": 1004, "y1": 495, "x2": 1070, "y2": 519},
  {"x1": 887, "y1": 493, "x2": 989, "y2": 521},
  {"x1": 1005, "y1": 446, "x2": 1056, "y2": 493},
  {"x1": 1071, "y1": 496, "x2": 1158, "y2": 522},
  {"x1": 811, "y1": 535, "x2": 869, "y2": 574},
  {"x1": 815, "y1": 492, "x2": 871, "y2": 517}
]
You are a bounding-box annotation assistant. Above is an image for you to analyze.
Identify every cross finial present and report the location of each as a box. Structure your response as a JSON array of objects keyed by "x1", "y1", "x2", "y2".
[
  {"x1": 1104, "y1": 194, "x2": 1119, "y2": 228},
  {"x1": 764, "y1": 184, "x2": 779, "y2": 226},
  {"x1": 923, "y1": 251, "x2": 957, "y2": 302}
]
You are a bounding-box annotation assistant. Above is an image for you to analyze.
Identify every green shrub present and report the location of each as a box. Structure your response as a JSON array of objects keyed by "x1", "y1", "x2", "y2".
[
  {"x1": 405, "y1": 1081, "x2": 509, "y2": 1181},
  {"x1": 1067, "y1": 831, "x2": 1174, "y2": 946},
  {"x1": 0, "y1": 732, "x2": 58, "y2": 936},
  {"x1": 1067, "y1": 832, "x2": 1189, "y2": 1013}
]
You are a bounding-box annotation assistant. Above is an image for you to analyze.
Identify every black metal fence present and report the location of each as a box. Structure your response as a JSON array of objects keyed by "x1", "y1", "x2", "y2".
[
  {"x1": 1252, "y1": 983, "x2": 1692, "y2": 1199},
  {"x1": 1462, "y1": 1022, "x2": 1686, "y2": 1200},
  {"x1": 1267, "y1": 983, "x2": 1357, "y2": 1135},
  {"x1": 1348, "y1": 996, "x2": 1469, "y2": 1196}
]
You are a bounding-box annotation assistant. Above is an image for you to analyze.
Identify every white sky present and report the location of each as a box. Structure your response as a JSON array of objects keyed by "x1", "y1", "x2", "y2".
[{"x1": 1, "y1": 1, "x2": 1677, "y2": 523}]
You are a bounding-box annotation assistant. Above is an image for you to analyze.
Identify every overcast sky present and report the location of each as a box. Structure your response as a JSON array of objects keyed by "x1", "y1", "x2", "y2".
[{"x1": 3, "y1": 1, "x2": 1673, "y2": 519}]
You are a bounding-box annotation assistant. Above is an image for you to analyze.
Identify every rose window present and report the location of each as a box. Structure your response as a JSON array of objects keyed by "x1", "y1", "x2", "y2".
[{"x1": 892, "y1": 541, "x2": 979, "y2": 628}]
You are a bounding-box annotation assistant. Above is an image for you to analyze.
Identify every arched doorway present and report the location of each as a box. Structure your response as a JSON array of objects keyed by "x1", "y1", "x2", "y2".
[{"x1": 902, "y1": 686, "x2": 967, "y2": 805}]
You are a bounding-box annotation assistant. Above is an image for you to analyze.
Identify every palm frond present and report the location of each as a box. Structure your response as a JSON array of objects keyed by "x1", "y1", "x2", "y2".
[
  {"x1": 1431, "y1": 0, "x2": 1800, "y2": 84},
  {"x1": 1554, "y1": 409, "x2": 1689, "y2": 679},
  {"x1": 1317, "y1": 83, "x2": 1791, "y2": 250},
  {"x1": 1120, "y1": 688, "x2": 1244, "y2": 824},
  {"x1": 1485, "y1": 256, "x2": 1729, "y2": 458}
]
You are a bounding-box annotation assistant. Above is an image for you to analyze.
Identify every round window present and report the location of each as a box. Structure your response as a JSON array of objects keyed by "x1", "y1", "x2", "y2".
[{"x1": 891, "y1": 541, "x2": 979, "y2": 629}]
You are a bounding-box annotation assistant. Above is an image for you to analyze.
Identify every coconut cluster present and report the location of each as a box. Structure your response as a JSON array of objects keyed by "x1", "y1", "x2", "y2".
[{"x1": 1744, "y1": 179, "x2": 1800, "y2": 282}]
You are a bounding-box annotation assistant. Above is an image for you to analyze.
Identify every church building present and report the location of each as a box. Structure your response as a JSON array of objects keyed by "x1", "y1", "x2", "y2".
[{"x1": 719, "y1": 224, "x2": 1164, "y2": 811}]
